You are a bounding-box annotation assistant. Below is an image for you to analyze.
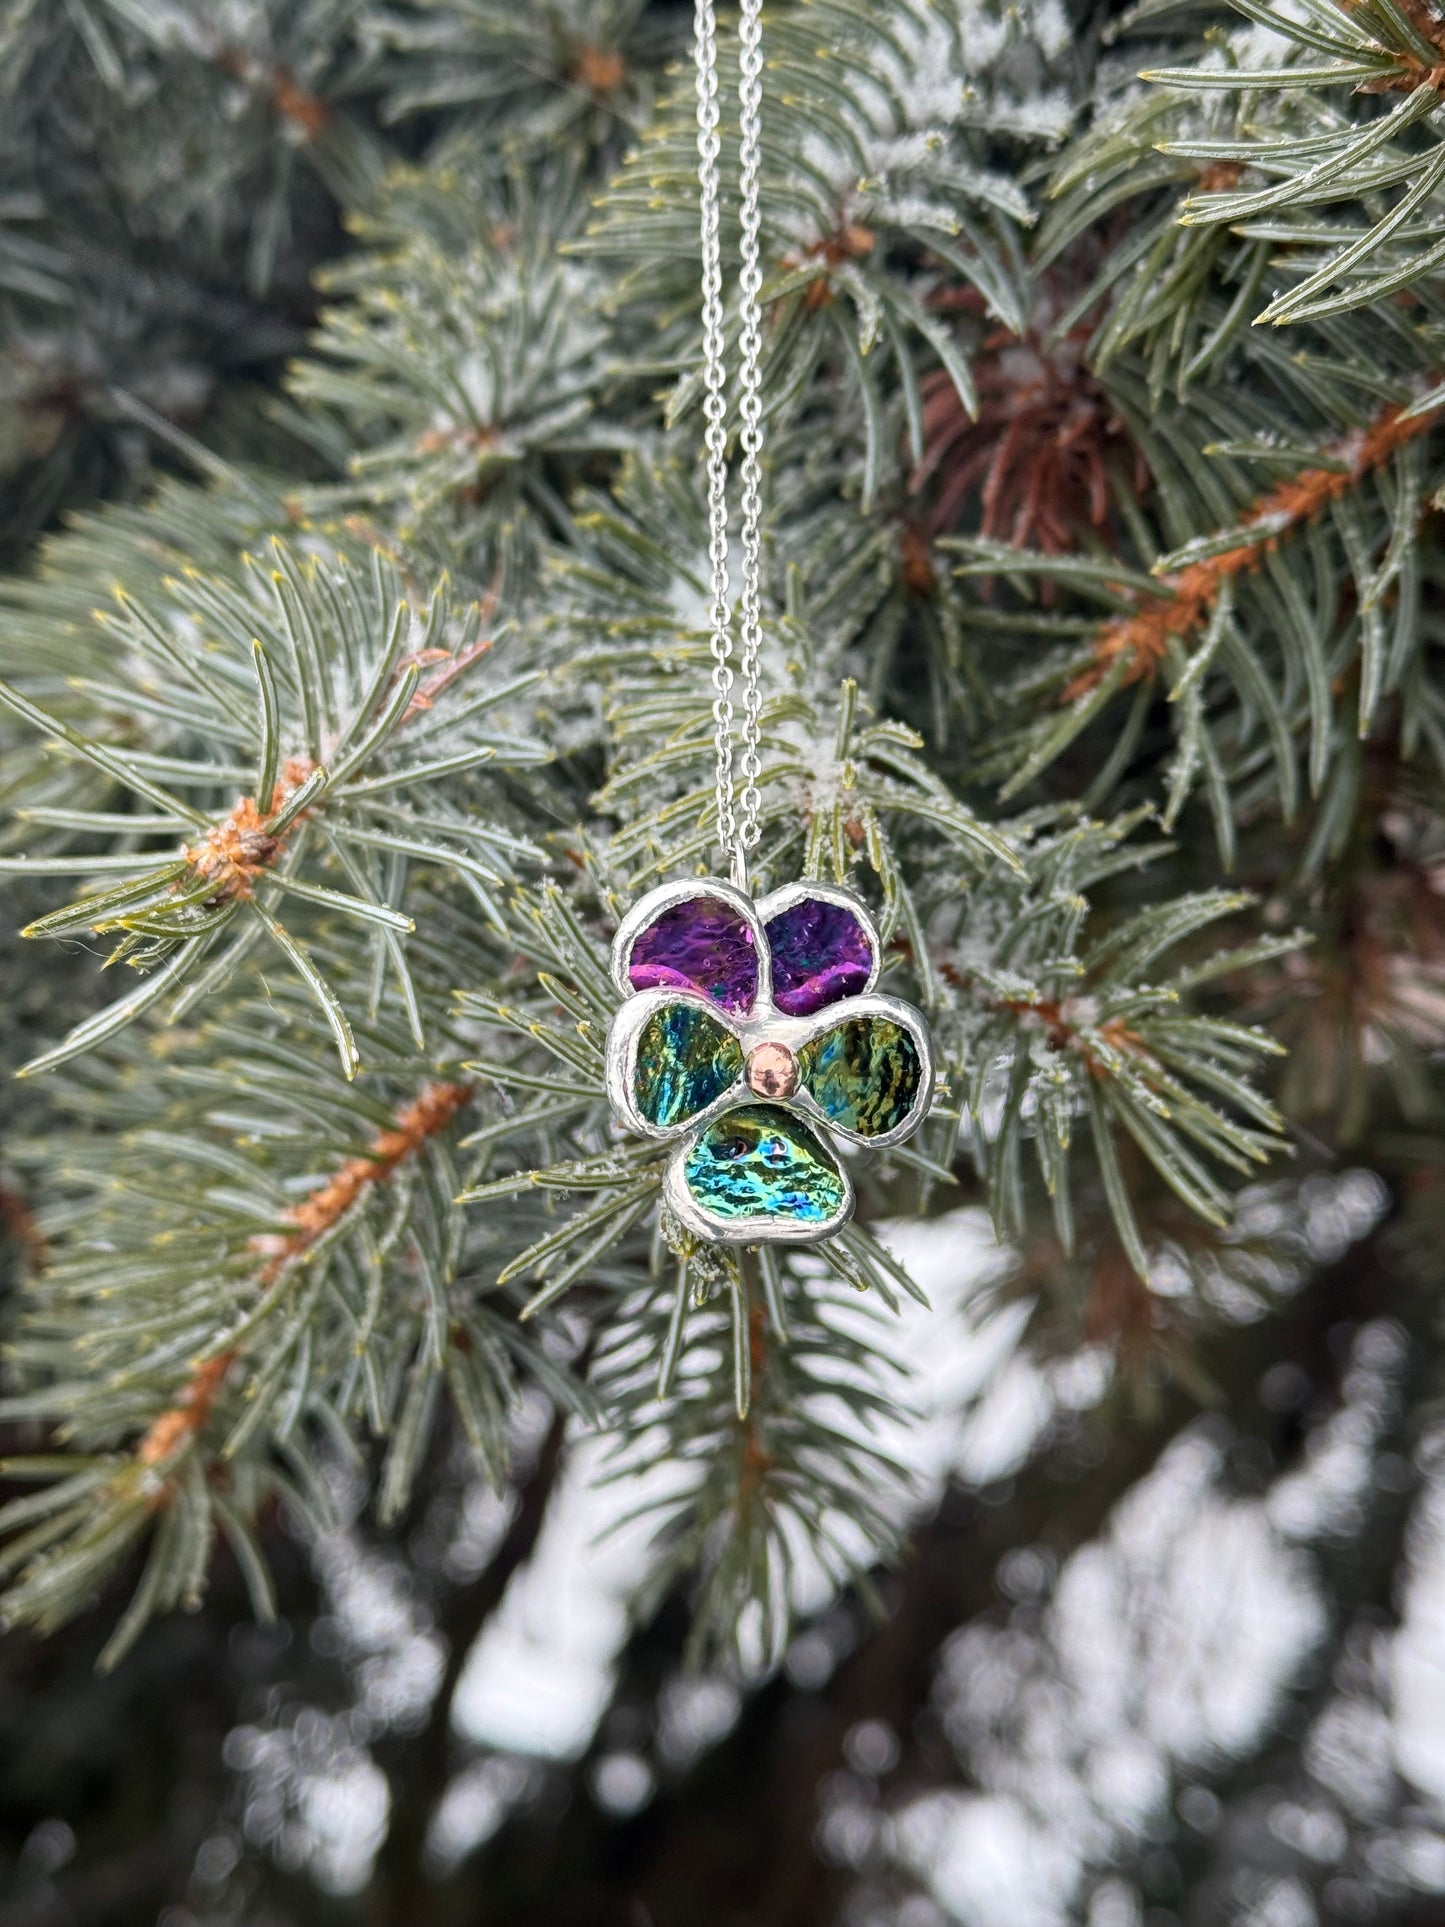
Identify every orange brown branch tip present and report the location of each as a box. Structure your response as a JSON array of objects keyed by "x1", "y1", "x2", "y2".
[
  {"x1": 1002, "y1": 996, "x2": 1149, "y2": 1076},
  {"x1": 1345, "y1": 0, "x2": 1445, "y2": 89},
  {"x1": 137, "y1": 1351, "x2": 237, "y2": 1468},
  {"x1": 417, "y1": 422, "x2": 498, "y2": 456},
  {"x1": 1002, "y1": 995, "x2": 1073, "y2": 1049},
  {"x1": 182, "y1": 757, "x2": 316, "y2": 902},
  {"x1": 573, "y1": 45, "x2": 627, "y2": 93},
  {"x1": 214, "y1": 47, "x2": 329, "y2": 139},
  {"x1": 272, "y1": 67, "x2": 330, "y2": 138},
  {"x1": 1363, "y1": 57, "x2": 1445, "y2": 90},
  {"x1": 783, "y1": 223, "x2": 876, "y2": 309},
  {"x1": 899, "y1": 526, "x2": 937, "y2": 598},
  {"x1": 1066, "y1": 389, "x2": 1444, "y2": 702}
]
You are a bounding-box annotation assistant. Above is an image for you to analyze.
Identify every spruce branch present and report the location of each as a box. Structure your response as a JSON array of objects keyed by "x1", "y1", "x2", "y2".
[
  {"x1": 0, "y1": 1062, "x2": 503, "y2": 1661},
  {"x1": 933, "y1": 813, "x2": 1293, "y2": 1272},
  {"x1": 592, "y1": 1251, "x2": 915, "y2": 1669},
  {"x1": 0, "y1": 0, "x2": 1427, "y2": 1721},
  {"x1": 1045, "y1": 0, "x2": 1445, "y2": 347},
  {"x1": 368, "y1": 0, "x2": 676, "y2": 142},
  {"x1": 578, "y1": 0, "x2": 1072, "y2": 494},
  {"x1": 0, "y1": 534, "x2": 545, "y2": 1074},
  {"x1": 946, "y1": 382, "x2": 1445, "y2": 828},
  {"x1": 1064, "y1": 390, "x2": 1442, "y2": 701},
  {"x1": 0, "y1": 0, "x2": 389, "y2": 292},
  {"x1": 290, "y1": 154, "x2": 624, "y2": 575},
  {"x1": 1148, "y1": 0, "x2": 1445, "y2": 323}
]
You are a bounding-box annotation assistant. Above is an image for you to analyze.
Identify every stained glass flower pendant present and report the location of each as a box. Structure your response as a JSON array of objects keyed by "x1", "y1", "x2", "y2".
[{"x1": 605, "y1": 877, "x2": 933, "y2": 1245}]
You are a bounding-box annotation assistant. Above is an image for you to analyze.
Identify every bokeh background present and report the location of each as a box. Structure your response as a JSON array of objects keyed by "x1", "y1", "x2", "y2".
[{"x1": 4, "y1": 2, "x2": 1445, "y2": 1924}]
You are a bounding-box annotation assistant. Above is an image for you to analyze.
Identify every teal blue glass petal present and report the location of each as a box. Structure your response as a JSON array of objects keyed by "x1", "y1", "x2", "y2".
[
  {"x1": 634, "y1": 1000, "x2": 743, "y2": 1129},
  {"x1": 682, "y1": 1104, "x2": 846, "y2": 1226},
  {"x1": 798, "y1": 1014, "x2": 922, "y2": 1138}
]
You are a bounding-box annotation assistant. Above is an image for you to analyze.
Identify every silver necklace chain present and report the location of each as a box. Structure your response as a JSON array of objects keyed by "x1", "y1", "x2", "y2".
[{"x1": 694, "y1": 0, "x2": 765, "y2": 885}]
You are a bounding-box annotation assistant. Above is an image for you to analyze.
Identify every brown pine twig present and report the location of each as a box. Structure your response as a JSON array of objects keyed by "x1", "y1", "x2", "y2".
[
  {"x1": 214, "y1": 47, "x2": 330, "y2": 138},
  {"x1": 270, "y1": 1079, "x2": 472, "y2": 1255},
  {"x1": 270, "y1": 67, "x2": 330, "y2": 139},
  {"x1": 403, "y1": 635, "x2": 494, "y2": 719},
  {"x1": 134, "y1": 1079, "x2": 473, "y2": 1471},
  {"x1": 998, "y1": 993, "x2": 1149, "y2": 1077},
  {"x1": 1065, "y1": 389, "x2": 1444, "y2": 701},
  {"x1": 1196, "y1": 160, "x2": 1246, "y2": 192},
  {"x1": 136, "y1": 1353, "x2": 235, "y2": 1469},
  {"x1": 910, "y1": 263, "x2": 1151, "y2": 565}
]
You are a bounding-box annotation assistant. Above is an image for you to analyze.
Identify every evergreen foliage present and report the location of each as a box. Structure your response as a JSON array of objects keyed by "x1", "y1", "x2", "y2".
[{"x1": 2, "y1": 0, "x2": 1445, "y2": 1914}]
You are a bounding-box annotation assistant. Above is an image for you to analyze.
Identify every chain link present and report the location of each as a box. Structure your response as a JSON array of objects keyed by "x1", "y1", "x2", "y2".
[
  {"x1": 735, "y1": 0, "x2": 764, "y2": 854},
  {"x1": 694, "y1": 0, "x2": 765, "y2": 877}
]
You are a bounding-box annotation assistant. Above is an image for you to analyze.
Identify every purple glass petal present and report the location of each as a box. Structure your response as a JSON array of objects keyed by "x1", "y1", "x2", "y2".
[
  {"x1": 766, "y1": 897, "x2": 874, "y2": 1016},
  {"x1": 628, "y1": 895, "x2": 758, "y2": 1013}
]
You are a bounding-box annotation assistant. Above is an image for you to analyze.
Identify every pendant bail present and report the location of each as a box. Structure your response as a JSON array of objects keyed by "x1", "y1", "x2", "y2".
[{"x1": 729, "y1": 844, "x2": 749, "y2": 893}]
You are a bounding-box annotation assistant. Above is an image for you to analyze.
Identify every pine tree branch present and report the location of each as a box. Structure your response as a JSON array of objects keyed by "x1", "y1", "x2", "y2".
[
  {"x1": 0, "y1": 1076, "x2": 477, "y2": 1656},
  {"x1": 136, "y1": 1078, "x2": 473, "y2": 1478},
  {"x1": 1064, "y1": 387, "x2": 1445, "y2": 699}
]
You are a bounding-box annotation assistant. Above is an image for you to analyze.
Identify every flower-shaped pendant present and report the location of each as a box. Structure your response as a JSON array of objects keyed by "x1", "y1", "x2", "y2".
[{"x1": 605, "y1": 878, "x2": 933, "y2": 1245}]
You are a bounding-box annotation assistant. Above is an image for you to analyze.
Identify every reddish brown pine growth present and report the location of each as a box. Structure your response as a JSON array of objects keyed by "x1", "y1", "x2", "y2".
[
  {"x1": 1349, "y1": 0, "x2": 1445, "y2": 90},
  {"x1": 997, "y1": 993, "x2": 1150, "y2": 1079},
  {"x1": 271, "y1": 67, "x2": 330, "y2": 139},
  {"x1": 1196, "y1": 161, "x2": 1246, "y2": 193},
  {"x1": 781, "y1": 223, "x2": 876, "y2": 311},
  {"x1": 270, "y1": 1079, "x2": 472, "y2": 1255},
  {"x1": 417, "y1": 422, "x2": 498, "y2": 457},
  {"x1": 0, "y1": 1182, "x2": 48, "y2": 1273},
  {"x1": 572, "y1": 44, "x2": 627, "y2": 93},
  {"x1": 215, "y1": 48, "x2": 330, "y2": 139},
  {"x1": 898, "y1": 525, "x2": 936, "y2": 598},
  {"x1": 404, "y1": 636, "x2": 493, "y2": 719},
  {"x1": 1065, "y1": 391, "x2": 1443, "y2": 700},
  {"x1": 137, "y1": 1353, "x2": 235, "y2": 1469},
  {"x1": 910, "y1": 290, "x2": 1147, "y2": 552},
  {"x1": 134, "y1": 1080, "x2": 472, "y2": 1473},
  {"x1": 182, "y1": 756, "x2": 315, "y2": 903}
]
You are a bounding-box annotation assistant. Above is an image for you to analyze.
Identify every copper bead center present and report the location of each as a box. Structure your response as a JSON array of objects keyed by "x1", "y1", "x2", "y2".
[{"x1": 746, "y1": 1040, "x2": 798, "y2": 1099}]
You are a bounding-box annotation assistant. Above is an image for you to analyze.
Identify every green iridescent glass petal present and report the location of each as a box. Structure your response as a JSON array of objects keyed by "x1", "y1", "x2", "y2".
[
  {"x1": 798, "y1": 1014, "x2": 922, "y2": 1137},
  {"x1": 682, "y1": 1104, "x2": 846, "y2": 1225},
  {"x1": 633, "y1": 1000, "x2": 743, "y2": 1129}
]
